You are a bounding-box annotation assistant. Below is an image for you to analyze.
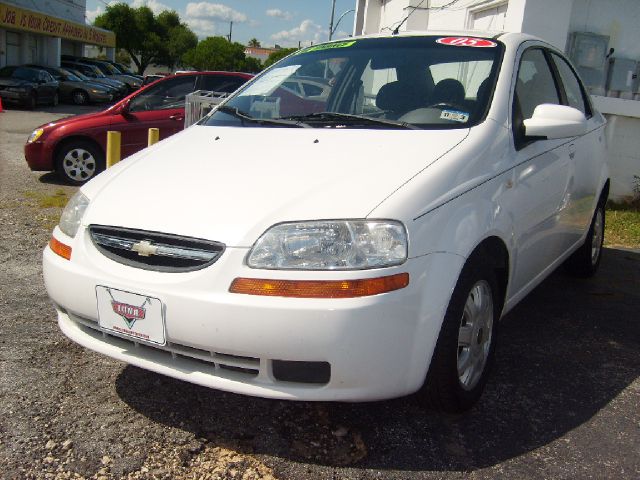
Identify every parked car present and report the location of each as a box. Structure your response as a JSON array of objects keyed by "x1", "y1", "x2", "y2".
[
  {"x1": 43, "y1": 32, "x2": 609, "y2": 413},
  {"x1": 142, "y1": 74, "x2": 167, "y2": 86},
  {"x1": 64, "y1": 68, "x2": 122, "y2": 99},
  {"x1": 0, "y1": 66, "x2": 59, "y2": 108},
  {"x1": 25, "y1": 71, "x2": 252, "y2": 184},
  {"x1": 25, "y1": 65, "x2": 113, "y2": 105},
  {"x1": 61, "y1": 62, "x2": 128, "y2": 98},
  {"x1": 62, "y1": 55, "x2": 142, "y2": 92}
]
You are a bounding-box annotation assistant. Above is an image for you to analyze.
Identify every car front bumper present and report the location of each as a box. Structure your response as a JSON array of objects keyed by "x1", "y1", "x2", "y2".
[
  {"x1": 24, "y1": 140, "x2": 54, "y2": 171},
  {"x1": 0, "y1": 90, "x2": 29, "y2": 104},
  {"x1": 44, "y1": 226, "x2": 462, "y2": 401}
]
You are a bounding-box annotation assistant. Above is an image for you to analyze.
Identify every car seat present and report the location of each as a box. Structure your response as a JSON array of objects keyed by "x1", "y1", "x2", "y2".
[{"x1": 430, "y1": 78, "x2": 466, "y2": 106}]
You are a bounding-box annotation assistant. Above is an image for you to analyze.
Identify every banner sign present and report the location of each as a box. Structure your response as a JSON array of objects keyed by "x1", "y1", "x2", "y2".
[{"x1": 0, "y1": 2, "x2": 115, "y2": 48}]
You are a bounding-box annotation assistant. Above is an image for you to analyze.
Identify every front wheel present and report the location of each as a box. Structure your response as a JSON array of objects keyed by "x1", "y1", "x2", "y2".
[
  {"x1": 55, "y1": 140, "x2": 105, "y2": 185},
  {"x1": 71, "y1": 90, "x2": 89, "y2": 105},
  {"x1": 564, "y1": 202, "x2": 605, "y2": 277},
  {"x1": 419, "y1": 258, "x2": 500, "y2": 413}
]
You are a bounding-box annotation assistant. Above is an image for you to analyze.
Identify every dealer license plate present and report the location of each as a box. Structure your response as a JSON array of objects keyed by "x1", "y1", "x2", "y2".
[{"x1": 96, "y1": 286, "x2": 166, "y2": 345}]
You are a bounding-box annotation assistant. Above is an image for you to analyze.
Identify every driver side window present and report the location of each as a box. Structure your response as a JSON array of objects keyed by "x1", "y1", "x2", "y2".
[
  {"x1": 513, "y1": 48, "x2": 561, "y2": 149},
  {"x1": 129, "y1": 75, "x2": 196, "y2": 112}
]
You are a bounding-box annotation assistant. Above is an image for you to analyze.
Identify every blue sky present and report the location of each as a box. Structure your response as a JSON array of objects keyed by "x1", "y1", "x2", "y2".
[{"x1": 86, "y1": 0, "x2": 357, "y2": 47}]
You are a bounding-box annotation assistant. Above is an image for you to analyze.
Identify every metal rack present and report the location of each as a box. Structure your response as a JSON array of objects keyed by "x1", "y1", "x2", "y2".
[{"x1": 184, "y1": 90, "x2": 229, "y2": 128}]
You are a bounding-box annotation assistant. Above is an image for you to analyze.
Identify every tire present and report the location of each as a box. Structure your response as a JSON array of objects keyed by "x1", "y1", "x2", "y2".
[
  {"x1": 564, "y1": 202, "x2": 605, "y2": 278},
  {"x1": 26, "y1": 92, "x2": 37, "y2": 110},
  {"x1": 418, "y1": 257, "x2": 500, "y2": 413},
  {"x1": 71, "y1": 89, "x2": 89, "y2": 106},
  {"x1": 55, "y1": 140, "x2": 105, "y2": 185},
  {"x1": 51, "y1": 91, "x2": 59, "y2": 107}
]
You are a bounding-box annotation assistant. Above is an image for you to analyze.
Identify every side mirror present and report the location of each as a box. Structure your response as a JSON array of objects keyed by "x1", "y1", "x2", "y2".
[{"x1": 523, "y1": 104, "x2": 587, "y2": 140}]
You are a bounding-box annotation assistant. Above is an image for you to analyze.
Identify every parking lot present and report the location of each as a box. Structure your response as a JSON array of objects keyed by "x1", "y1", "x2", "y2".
[{"x1": 0, "y1": 106, "x2": 639, "y2": 479}]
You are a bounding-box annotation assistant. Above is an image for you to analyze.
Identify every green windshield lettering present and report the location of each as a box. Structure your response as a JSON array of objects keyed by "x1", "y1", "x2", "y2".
[{"x1": 296, "y1": 40, "x2": 356, "y2": 55}]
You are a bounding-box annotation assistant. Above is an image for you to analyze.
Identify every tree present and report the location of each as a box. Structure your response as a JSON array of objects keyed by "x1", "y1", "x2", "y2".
[
  {"x1": 247, "y1": 38, "x2": 261, "y2": 48},
  {"x1": 183, "y1": 36, "x2": 258, "y2": 72},
  {"x1": 94, "y1": 3, "x2": 196, "y2": 74},
  {"x1": 263, "y1": 48, "x2": 298, "y2": 69}
]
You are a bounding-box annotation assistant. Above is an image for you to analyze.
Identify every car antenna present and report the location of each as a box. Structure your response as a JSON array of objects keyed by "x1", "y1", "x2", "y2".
[{"x1": 392, "y1": 0, "x2": 462, "y2": 35}]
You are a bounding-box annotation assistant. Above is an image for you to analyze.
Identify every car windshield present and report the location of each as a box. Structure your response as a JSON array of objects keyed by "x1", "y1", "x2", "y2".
[
  {"x1": 59, "y1": 68, "x2": 82, "y2": 82},
  {"x1": 68, "y1": 69, "x2": 89, "y2": 81},
  {"x1": 204, "y1": 36, "x2": 503, "y2": 130},
  {"x1": 104, "y1": 63, "x2": 121, "y2": 75}
]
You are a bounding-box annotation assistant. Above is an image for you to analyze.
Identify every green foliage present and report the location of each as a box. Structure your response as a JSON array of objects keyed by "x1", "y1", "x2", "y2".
[
  {"x1": 115, "y1": 49, "x2": 132, "y2": 66},
  {"x1": 183, "y1": 37, "x2": 260, "y2": 72},
  {"x1": 263, "y1": 48, "x2": 298, "y2": 69},
  {"x1": 247, "y1": 38, "x2": 261, "y2": 48},
  {"x1": 94, "y1": 3, "x2": 196, "y2": 74}
]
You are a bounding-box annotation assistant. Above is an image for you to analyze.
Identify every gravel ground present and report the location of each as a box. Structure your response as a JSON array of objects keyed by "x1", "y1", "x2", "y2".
[{"x1": 0, "y1": 106, "x2": 639, "y2": 480}]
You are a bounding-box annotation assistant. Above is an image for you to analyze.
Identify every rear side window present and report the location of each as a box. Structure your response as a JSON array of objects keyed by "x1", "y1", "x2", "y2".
[
  {"x1": 550, "y1": 52, "x2": 590, "y2": 116},
  {"x1": 199, "y1": 75, "x2": 246, "y2": 93}
]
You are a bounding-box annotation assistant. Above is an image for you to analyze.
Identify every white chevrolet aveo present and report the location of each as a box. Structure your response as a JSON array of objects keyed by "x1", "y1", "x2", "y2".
[{"x1": 44, "y1": 32, "x2": 608, "y2": 413}]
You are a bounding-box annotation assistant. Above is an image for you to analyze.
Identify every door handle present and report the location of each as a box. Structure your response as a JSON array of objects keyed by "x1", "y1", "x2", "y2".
[{"x1": 169, "y1": 114, "x2": 184, "y2": 121}]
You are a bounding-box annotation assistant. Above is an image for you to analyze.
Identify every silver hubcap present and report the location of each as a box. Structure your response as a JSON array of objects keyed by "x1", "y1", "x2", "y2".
[
  {"x1": 457, "y1": 280, "x2": 494, "y2": 391},
  {"x1": 73, "y1": 92, "x2": 86, "y2": 104},
  {"x1": 591, "y1": 209, "x2": 604, "y2": 266},
  {"x1": 62, "y1": 148, "x2": 96, "y2": 182}
]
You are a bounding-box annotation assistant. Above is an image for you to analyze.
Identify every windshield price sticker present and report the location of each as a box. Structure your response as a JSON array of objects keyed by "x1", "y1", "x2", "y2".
[
  {"x1": 436, "y1": 37, "x2": 497, "y2": 48},
  {"x1": 297, "y1": 40, "x2": 357, "y2": 55}
]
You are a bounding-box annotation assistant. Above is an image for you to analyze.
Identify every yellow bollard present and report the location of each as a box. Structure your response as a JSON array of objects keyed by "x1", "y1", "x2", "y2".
[
  {"x1": 148, "y1": 128, "x2": 160, "y2": 146},
  {"x1": 106, "y1": 131, "x2": 121, "y2": 168}
]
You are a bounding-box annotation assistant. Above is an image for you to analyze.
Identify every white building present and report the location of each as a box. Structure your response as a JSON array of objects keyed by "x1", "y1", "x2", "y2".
[
  {"x1": 353, "y1": 0, "x2": 640, "y2": 200},
  {"x1": 0, "y1": 0, "x2": 115, "y2": 68}
]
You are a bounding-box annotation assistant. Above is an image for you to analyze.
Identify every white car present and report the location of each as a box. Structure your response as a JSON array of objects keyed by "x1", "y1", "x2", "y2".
[{"x1": 44, "y1": 32, "x2": 608, "y2": 413}]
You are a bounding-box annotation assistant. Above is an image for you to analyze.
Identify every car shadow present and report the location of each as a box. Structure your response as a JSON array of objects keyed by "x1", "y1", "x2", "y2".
[
  {"x1": 115, "y1": 247, "x2": 640, "y2": 471},
  {"x1": 37, "y1": 172, "x2": 72, "y2": 186}
]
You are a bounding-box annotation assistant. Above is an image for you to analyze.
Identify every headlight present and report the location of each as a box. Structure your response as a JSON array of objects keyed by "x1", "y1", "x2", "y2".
[
  {"x1": 27, "y1": 128, "x2": 44, "y2": 143},
  {"x1": 90, "y1": 88, "x2": 102, "y2": 93},
  {"x1": 247, "y1": 220, "x2": 407, "y2": 270},
  {"x1": 59, "y1": 191, "x2": 90, "y2": 238}
]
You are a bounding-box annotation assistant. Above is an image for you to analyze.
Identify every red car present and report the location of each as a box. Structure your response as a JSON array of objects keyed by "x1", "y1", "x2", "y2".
[{"x1": 25, "y1": 71, "x2": 253, "y2": 184}]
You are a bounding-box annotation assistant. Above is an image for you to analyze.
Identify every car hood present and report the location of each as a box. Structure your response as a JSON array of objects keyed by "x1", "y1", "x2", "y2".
[{"x1": 82, "y1": 125, "x2": 469, "y2": 247}]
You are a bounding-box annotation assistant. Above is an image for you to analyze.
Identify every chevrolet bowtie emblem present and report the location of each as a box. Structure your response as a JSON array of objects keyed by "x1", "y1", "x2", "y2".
[{"x1": 131, "y1": 240, "x2": 158, "y2": 257}]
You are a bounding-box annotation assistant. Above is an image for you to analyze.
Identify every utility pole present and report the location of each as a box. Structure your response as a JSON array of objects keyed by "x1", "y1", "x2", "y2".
[
  {"x1": 227, "y1": 21, "x2": 233, "y2": 42},
  {"x1": 329, "y1": 0, "x2": 336, "y2": 41}
]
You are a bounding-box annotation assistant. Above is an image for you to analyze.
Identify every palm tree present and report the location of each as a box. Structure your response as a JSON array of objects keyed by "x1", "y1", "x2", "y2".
[{"x1": 247, "y1": 38, "x2": 261, "y2": 48}]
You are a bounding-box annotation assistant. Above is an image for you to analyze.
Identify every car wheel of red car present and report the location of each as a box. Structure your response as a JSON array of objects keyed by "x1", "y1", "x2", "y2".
[{"x1": 55, "y1": 140, "x2": 105, "y2": 185}]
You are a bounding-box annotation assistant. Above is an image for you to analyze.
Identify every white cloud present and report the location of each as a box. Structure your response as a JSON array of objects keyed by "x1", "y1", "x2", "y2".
[
  {"x1": 185, "y1": 18, "x2": 218, "y2": 37},
  {"x1": 266, "y1": 9, "x2": 293, "y2": 21},
  {"x1": 131, "y1": 0, "x2": 172, "y2": 15},
  {"x1": 86, "y1": 6, "x2": 103, "y2": 24},
  {"x1": 270, "y1": 19, "x2": 327, "y2": 47},
  {"x1": 186, "y1": 2, "x2": 248, "y2": 23}
]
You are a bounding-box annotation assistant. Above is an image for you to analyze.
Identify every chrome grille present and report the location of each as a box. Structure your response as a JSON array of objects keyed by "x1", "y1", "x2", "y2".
[{"x1": 89, "y1": 225, "x2": 225, "y2": 272}]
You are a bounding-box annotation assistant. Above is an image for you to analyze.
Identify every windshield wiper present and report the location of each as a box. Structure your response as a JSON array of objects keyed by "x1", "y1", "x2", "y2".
[
  {"x1": 280, "y1": 112, "x2": 419, "y2": 130},
  {"x1": 217, "y1": 105, "x2": 310, "y2": 128}
]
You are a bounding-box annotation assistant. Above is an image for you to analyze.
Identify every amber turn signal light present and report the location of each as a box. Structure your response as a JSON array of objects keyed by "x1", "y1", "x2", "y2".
[
  {"x1": 50, "y1": 236, "x2": 72, "y2": 260},
  {"x1": 229, "y1": 273, "x2": 409, "y2": 298}
]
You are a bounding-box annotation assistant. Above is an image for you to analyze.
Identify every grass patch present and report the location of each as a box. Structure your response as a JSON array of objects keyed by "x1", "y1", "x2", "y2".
[
  {"x1": 605, "y1": 202, "x2": 640, "y2": 248},
  {"x1": 24, "y1": 189, "x2": 70, "y2": 208}
]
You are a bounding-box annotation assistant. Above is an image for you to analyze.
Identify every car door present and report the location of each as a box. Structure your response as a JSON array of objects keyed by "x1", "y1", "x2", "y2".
[
  {"x1": 548, "y1": 51, "x2": 605, "y2": 250},
  {"x1": 111, "y1": 74, "x2": 197, "y2": 158},
  {"x1": 509, "y1": 46, "x2": 574, "y2": 295}
]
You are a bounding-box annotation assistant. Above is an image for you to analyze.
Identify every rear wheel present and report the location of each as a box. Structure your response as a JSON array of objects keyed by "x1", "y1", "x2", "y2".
[
  {"x1": 419, "y1": 257, "x2": 500, "y2": 413},
  {"x1": 564, "y1": 202, "x2": 605, "y2": 277},
  {"x1": 55, "y1": 140, "x2": 105, "y2": 185}
]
